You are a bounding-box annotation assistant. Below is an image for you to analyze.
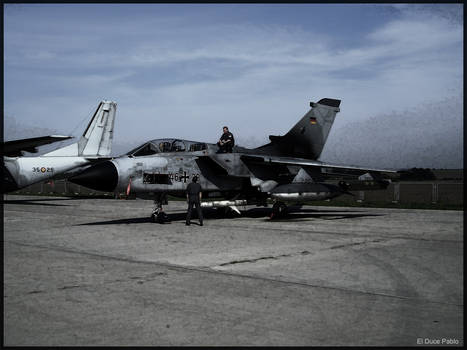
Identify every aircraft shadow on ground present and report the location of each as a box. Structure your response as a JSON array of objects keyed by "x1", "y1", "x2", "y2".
[
  {"x1": 2, "y1": 198, "x2": 72, "y2": 207},
  {"x1": 245, "y1": 207, "x2": 383, "y2": 222},
  {"x1": 79, "y1": 207, "x2": 383, "y2": 226},
  {"x1": 2, "y1": 196, "x2": 113, "y2": 207}
]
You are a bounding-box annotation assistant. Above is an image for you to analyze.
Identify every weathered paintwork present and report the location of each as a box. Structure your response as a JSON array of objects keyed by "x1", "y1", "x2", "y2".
[{"x1": 69, "y1": 98, "x2": 396, "y2": 214}]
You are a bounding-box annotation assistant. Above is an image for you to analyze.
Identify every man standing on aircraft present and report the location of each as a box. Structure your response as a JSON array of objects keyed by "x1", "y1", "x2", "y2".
[
  {"x1": 217, "y1": 126, "x2": 235, "y2": 153},
  {"x1": 186, "y1": 175, "x2": 204, "y2": 226}
]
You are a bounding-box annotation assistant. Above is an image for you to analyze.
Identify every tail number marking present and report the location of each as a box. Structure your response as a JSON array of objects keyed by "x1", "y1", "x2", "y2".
[
  {"x1": 33, "y1": 167, "x2": 54, "y2": 173},
  {"x1": 168, "y1": 171, "x2": 198, "y2": 183}
]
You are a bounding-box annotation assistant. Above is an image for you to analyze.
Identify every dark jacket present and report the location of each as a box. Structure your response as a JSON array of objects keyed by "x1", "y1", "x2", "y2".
[
  {"x1": 220, "y1": 131, "x2": 235, "y2": 147},
  {"x1": 186, "y1": 182, "x2": 202, "y2": 201}
]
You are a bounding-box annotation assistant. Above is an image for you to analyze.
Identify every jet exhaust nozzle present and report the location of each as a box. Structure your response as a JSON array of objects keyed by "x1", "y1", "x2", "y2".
[{"x1": 69, "y1": 161, "x2": 118, "y2": 192}]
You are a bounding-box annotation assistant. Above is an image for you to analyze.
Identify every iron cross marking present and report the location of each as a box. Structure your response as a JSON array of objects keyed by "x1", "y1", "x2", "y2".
[{"x1": 180, "y1": 171, "x2": 190, "y2": 183}]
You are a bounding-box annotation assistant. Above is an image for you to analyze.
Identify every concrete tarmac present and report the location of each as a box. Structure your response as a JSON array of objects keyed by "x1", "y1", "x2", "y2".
[{"x1": 3, "y1": 195, "x2": 463, "y2": 346}]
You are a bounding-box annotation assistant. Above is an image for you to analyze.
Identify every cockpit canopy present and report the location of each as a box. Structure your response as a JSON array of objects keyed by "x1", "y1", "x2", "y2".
[{"x1": 126, "y1": 139, "x2": 208, "y2": 157}]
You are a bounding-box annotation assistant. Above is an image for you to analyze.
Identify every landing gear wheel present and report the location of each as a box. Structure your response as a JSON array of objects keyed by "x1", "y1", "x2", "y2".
[
  {"x1": 151, "y1": 206, "x2": 161, "y2": 223},
  {"x1": 271, "y1": 202, "x2": 287, "y2": 219},
  {"x1": 151, "y1": 211, "x2": 170, "y2": 224},
  {"x1": 151, "y1": 193, "x2": 169, "y2": 224}
]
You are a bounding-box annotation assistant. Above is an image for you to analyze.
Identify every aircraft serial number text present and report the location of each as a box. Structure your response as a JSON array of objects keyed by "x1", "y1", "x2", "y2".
[
  {"x1": 32, "y1": 167, "x2": 54, "y2": 173},
  {"x1": 168, "y1": 172, "x2": 200, "y2": 183}
]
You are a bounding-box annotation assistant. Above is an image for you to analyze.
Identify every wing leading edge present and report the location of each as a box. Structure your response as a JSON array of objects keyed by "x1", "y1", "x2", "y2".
[{"x1": 240, "y1": 154, "x2": 397, "y2": 178}]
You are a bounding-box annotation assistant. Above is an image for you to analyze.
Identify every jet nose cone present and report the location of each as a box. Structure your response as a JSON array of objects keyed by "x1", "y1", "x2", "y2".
[{"x1": 70, "y1": 161, "x2": 118, "y2": 192}]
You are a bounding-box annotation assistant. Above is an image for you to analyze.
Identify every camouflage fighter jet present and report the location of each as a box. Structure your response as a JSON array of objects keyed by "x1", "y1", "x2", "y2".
[
  {"x1": 3, "y1": 100, "x2": 117, "y2": 193},
  {"x1": 69, "y1": 98, "x2": 396, "y2": 221}
]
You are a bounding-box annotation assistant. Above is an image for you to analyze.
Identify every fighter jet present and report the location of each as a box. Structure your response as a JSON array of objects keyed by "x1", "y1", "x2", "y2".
[
  {"x1": 70, "y1": 98, "x2": 396, "y2": 221},
  {"x1": 3, "y1": 100, "x2": 117, "y2": 193}
]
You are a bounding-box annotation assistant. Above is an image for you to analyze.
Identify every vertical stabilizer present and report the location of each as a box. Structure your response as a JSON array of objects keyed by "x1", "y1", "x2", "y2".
[
  {"x1": 43, "y1": 100, "x2": 117, "y2": 157},
  {"x1": 255, "y1": 98, "x2": 340, "y2": 159}
]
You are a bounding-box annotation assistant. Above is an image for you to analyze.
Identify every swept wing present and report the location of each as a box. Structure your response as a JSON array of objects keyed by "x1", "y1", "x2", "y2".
[{"x1": 240, "y1": 154, "x2": 397, "y2": 178}]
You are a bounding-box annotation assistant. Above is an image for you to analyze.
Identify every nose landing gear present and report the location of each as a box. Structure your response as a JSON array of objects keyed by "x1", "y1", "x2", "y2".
[{"x1": 150, "y1": 193, "x2": 170, "y2": 224}]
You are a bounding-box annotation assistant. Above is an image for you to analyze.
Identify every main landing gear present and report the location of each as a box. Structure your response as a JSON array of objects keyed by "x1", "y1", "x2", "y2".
[
  {"x1": 151, "y1": 193, "x2": 170, "y2": 224},
  {"x1": 270, "y1": 201, "x2": 288, "y2": 219}
]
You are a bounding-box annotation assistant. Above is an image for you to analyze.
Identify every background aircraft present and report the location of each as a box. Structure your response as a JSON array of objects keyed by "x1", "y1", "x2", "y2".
[
  {"x1": 69, "y1": 98, "x2": 396, "y2": 221},
  {"x1": 3, "y1": 100, "x2": 117, "y2": 193}
]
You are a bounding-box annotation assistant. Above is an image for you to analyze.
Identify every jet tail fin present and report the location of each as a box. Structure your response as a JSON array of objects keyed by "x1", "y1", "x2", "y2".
[
  {"x1": 255, "y1": 98, "x2": 340, "y2": 159},
  {"x1": 43, "y1": 100, "x2": 117, "y2": 157}
]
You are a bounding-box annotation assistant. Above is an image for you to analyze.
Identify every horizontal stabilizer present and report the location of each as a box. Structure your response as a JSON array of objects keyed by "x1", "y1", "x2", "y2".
[{"x1": 3, "y1": 135, "x2": 73, "y2": 157}]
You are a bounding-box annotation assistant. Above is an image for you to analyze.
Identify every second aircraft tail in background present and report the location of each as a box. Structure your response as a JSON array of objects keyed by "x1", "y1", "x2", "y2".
[{"x1": 43, "y1": 100, "x2": 117, "y2": 157}]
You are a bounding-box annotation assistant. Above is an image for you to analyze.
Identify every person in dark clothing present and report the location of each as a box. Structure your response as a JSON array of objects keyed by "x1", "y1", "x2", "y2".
[
  {"x1": 186, "y1": 175, "x2": 203, "y2": 226},
  {"x1": 216, "y1": 126, "x2": 235, "y2": 153}
]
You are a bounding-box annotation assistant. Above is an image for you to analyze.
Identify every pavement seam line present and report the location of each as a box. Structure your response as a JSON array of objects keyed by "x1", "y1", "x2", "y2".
[{"x1": 5, "y1": 239, "x2": 463, "y2": 308}]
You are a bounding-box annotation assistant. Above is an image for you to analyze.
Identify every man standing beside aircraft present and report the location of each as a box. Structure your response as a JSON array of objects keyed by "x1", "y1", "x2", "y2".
[
  {"x1": 186, "y1": 175, "x2": 204, "y2": 226},
  {"x1": 217, "y1": 126, "x2": 235, "y2": 153}
]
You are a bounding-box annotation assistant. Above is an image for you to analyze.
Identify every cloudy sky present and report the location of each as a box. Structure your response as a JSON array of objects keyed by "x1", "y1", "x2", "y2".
[{"x1": 4, "y1": 3, "x2": 463, "y2": 168}]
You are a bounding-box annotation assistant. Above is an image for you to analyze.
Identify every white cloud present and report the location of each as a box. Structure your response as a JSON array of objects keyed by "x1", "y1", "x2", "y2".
[{"x1": 4, "y1": 5, "x2": 463, "y2": 167}]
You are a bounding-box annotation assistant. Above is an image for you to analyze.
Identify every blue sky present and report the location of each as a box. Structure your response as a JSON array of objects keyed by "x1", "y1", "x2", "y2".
[{"x1": 4, "y1": 3, "x2": 463, "y2": 167}]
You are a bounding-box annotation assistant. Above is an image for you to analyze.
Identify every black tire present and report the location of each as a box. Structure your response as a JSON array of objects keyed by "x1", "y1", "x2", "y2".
[{"x1": 271, "y1": 202, "x2": 287, "y2": 219}]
